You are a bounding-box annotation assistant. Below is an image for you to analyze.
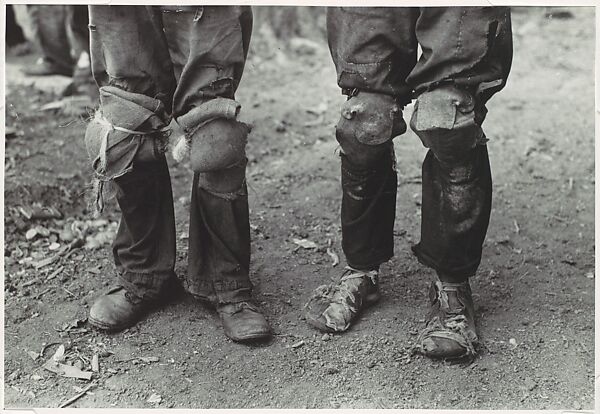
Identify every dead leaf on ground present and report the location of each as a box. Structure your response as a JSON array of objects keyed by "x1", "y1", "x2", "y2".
[
  {"x1": 32, "y1": 255, "x2": 58, "y2": 270},
  {"x1": 27, "y1": 350, "x2": 40, "y2": 361},
  {"x1": 19, "y1": 205, "x2": 62, "y2": 220},
  {"x1": 61, "y1": 316, "x2": 87, "y2": 332},
  {"x1": 326, "y1": 248, "x2": 340, "y2": 267},
  {"x1": 92, "y1": 219, "x2": 110, "y2": 227},
  {"x1": 91, "y1": 355, "x2": 99, "y2": 372},
  {"x1": 147, "y1": 393, "x2": 162, "y2": 404},
  {"x1": 25, "y1": 228, "x2": 38, "y2": 240},
  {"x1": 42, "y1": 359, "x2": 93, "y2": 380},
  {"x1": 52, "y1": 344, "x2": 66, "y2": 362},
  {"x1": 291, "y1": 340, "x2": 305, "y2": 349},
  {"x1": 292, "y1": 238, "x2": 318, "y2": 249}
]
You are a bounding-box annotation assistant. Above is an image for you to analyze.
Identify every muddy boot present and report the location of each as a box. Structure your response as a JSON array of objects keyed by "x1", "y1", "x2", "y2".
[
  {"x1": 217, "y1": 301, "x2": 272, "y2": 342},
  {"x1": 415, "y1": 280, "x2": 478, "y2": 360},
  {"x1": 89, "y1": 287, "x2": 156, "y2": 332},
  {"x1": 304, "y1": 267, "x2": 380, "y2": 333}
]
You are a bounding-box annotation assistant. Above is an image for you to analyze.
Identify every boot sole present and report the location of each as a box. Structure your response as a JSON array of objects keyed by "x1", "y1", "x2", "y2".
[
  {"x1": 225, "y1": 330, "x2": 272, "y2": 343},
  {"x1": 88, "y1": 316, "x2": 133, "y2": 333}
]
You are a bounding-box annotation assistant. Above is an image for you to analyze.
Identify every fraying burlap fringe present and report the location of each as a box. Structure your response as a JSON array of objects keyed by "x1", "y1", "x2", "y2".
[
  {"x1": 171, "y1": 134, "x2": 191, "y2": 163},
  {"x1": 88, "y1": 111, "x2": 170, "y2": 215}
]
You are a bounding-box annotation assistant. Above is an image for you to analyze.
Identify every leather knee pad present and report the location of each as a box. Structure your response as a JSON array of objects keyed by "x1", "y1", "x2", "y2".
[
  {"x1": 336, "y1": 92, "x2": 406, "y2": 167},
  {"x1": 410, "y1": 85, "x2": 486, "y2": 165}
]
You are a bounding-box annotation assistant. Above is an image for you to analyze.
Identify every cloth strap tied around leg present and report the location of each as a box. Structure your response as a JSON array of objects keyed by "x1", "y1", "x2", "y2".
[{"x1": 85, "y1": 86, "x2": 170, "y2": 215}]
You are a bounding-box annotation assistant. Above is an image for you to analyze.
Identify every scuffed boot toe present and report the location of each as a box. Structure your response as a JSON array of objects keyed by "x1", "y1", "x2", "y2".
[
  {"x1": 415, "y1": 281, "x2": 478, "y2": 361},
  {"x1": 89, "y1": 287, "x2": 153, "y2": 332},
  {"x1": 304, "y1": 268, "x2": 380, "y2": 333},
  {"x1": 419, "y1": 334, "x2": 474, "y2": 360},
  {"x1": 218, "y1": 302, "x2": 272, "y2": 342}
]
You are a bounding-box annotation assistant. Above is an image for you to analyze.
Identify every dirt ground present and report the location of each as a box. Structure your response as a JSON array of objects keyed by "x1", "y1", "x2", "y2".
[{"x1": 3, "y1": 7, "x2": 595, "y2": 410}]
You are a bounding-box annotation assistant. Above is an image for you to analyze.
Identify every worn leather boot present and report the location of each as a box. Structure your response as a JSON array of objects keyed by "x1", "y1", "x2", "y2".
[
  {"x1": 415, "y1": 280, "x2": 478, "y2": 360},
  {"x1": 217, "y1": 301, "x2": 272, "y2": 342},
  {"x1": 89, "y1": 287, "x2": 155, "y2": 332},
  {"x1": 304, "y1": 267, "x2": 380, "y2": 333}
]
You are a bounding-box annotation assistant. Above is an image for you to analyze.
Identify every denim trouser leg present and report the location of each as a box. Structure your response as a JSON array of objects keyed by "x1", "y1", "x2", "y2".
[
  {"x1": 411, "y1": 145, "x2": 493, "y2": 281},
  {"x1": 88, "y1": 5, "x2": 254, "y2": 302},
  {"x1": 89, "y1": 6, "x2": 176, "y2": 299},
  {"x1": 188, "y1": 179, "x2": 252, "y2": 303},
  {"x1": 327, "y1": 7, "x2": 512, "y2": 280},
  {"x1": 112, "y1": 161, "x2": 177, "y2": 300},
  {"x1": 340, "y1": 146, "x2": 397, "y2": 271},
  {"x1": 161, "y1": 6, "x2": 254, "y2": 304}
]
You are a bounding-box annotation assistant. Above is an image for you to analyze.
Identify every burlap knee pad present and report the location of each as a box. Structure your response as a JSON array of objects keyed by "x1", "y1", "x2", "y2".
[
  {"x1": 172, "y1": 97, "x2": 248, "y2": 172},
  {"x1": 84, "y1": 86, "x2": 171, "y2": 213}
]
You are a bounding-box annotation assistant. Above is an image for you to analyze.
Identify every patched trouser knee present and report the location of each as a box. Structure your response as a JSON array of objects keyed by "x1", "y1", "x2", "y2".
[
  {"x1": 195, "y1": 157, "x2": 248, "y2": 199},
  {"x1": 410, "y1": 85, "x2": 485, "y2": 165},
  {"x1": 335, "y1": 92, "x2": 404, "y2": 269},
  {"x1": 84, "y1": 86, "x2": 171, "y2": 213},
  {"x1": 409, "y1": 85, "x2": 492, "y2": 280},
  {"x1": 336, "y1": 92, "x2": 406, "y2": 167}
]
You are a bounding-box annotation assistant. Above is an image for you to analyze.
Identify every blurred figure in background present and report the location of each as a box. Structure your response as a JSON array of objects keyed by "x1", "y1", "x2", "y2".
[
  {"x1": 6, "y1": 5, "x2": 29, "y2": 51},
  {"x1": 23, "y1": 5, "x2": 94, "y2": 96}
]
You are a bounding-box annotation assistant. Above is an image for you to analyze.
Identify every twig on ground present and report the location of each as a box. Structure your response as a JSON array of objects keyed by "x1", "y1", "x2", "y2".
[
  {"x1": 58, "y1": 383, "x2": 95, "y2": 408},
  {"x1": 35, "y1": 287, "x2": 53, "y2": 299},
  {"x1": 46, "y1": 266, "x2": 64, "y2": 281},
  {"x1": 62, "y1": 287, "x2": 77, "y2": 298},
  {"x1": 548, "y1": 214, "x2": 566, "y2": 222}
]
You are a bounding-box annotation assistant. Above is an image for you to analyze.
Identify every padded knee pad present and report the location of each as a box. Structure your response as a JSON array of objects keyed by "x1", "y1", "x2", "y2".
[
  {"x1": 196, "y1": 158, "x2": 247, "y2": 199},
  {"x1": 190, "y1": 118, "x2": 248, "y2": 173},
  {"x1": 85, "y1": 86, "x2": 170, "y2": 213},
  {"x1": 173, "y1": 98, "x2": 248, "y2": 172},
  {"x1": 85, "y1": 86, "x2": 170, "y2": 178},
  {"x1": 410, "y1": 85, "x2": 485, "y2": 164},
  {"x1": 336, "y1": 92, "x2": 406, "y2": 166}
]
